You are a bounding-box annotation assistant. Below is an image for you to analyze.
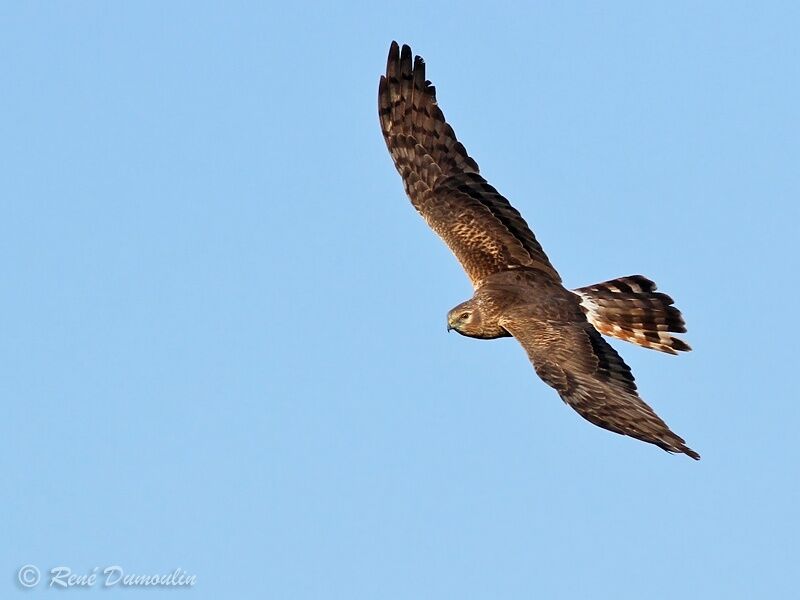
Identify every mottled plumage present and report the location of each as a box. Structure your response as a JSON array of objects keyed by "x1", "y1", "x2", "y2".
[{"x1": 379, "y1": 42, "x2": 698, "y2": 459}]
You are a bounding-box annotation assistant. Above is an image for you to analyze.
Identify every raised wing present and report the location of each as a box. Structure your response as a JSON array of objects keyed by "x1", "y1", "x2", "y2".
[
  {"x1": 500, "y1": 310, "x2": 699, "y2": 459},
  {"x1": 379, "y1": 42, "x2": 561, "y2": 287}
]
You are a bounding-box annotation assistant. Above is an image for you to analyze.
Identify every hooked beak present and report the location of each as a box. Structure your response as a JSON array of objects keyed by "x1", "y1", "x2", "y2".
[{"x1": 447, "y1": 322, "x2": 453, "y2": 332}]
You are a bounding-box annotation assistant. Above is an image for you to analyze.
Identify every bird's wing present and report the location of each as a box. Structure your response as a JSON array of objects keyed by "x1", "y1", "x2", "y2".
[
  {"x1": 499, "y1": 309, "x2": 699, "y2": 459},
  {"x1": 379, "y1": 42, "x2": 561, "y2": 288}
]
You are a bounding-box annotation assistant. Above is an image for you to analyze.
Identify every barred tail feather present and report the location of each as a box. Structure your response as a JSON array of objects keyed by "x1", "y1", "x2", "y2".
[{"x1": 574, "y1": 275, "x2": 691, "y2": 355}]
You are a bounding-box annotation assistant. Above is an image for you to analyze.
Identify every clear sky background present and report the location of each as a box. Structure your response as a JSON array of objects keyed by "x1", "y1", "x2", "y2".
[{"x1": 3, "y1": 2, "x2": 798, "y2": 598}]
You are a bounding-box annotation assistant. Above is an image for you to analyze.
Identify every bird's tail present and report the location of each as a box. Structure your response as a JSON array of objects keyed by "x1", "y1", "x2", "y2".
[{"x1": 574, "y1": 275, "x2": 691, "y2": 355}]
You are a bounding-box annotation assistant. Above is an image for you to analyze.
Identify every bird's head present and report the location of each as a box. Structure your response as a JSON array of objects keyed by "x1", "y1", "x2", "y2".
[{"x1": 447, "y1": 301, "x2": 483, "y2": 337}]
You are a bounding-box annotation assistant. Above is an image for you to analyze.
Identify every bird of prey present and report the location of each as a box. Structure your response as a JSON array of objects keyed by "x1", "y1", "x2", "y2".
[{"x1": 378, "y1": 42, "x2": 699, "y2": 459}]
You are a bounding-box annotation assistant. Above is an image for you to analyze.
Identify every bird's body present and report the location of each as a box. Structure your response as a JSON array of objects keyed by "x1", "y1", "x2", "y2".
[
  {"x1": 448, "y1": 269, "x2": 575, "y2": 340},
  {"x1": 379, "y1": 42, "x2": 699, "y2": 459}
]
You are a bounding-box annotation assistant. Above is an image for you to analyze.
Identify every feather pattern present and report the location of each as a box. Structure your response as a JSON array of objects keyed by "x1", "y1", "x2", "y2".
[
  {"x1": 575, "y1": 275, "x2": 691, "y2": 354},
  {"x1": 379, "y1": 42, "x2": 561, "y2": 287},
  {"x1": 500, "y1": 304, "x2": 699, "y2": 459}
]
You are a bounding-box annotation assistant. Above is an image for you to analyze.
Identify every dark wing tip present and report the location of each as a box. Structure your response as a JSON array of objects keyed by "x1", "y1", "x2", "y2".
[
  {"x1": 387, "y1": 41, "x2": 400, "y2": 75},
  {"x1": 399, "y1": 44, "x2": 413, "y2": 78},
  {"x1": 413, "y1": 55, "x2": 426, "y2": 84},
  {"x1": 682, "y1": 446, "x2": 701, "y2": 460},
  {"x1": 656, "y1": 436, "x2": 700, "y2": 459},
  {"x1": 386, "y1": 42, "x2": 420, "y2": 78},
  {"x1": 665, "y1": 434, "x2": 700, "y2": 460}
]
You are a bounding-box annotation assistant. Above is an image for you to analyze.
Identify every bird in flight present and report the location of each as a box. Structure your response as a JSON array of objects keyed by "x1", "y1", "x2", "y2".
[{"x1": 378, "y1": 42, "x2": 699, "y2": 459}]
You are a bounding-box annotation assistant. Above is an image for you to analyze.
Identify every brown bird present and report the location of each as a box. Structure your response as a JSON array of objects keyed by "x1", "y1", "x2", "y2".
[{"x1": 379, "y1": 42, "x2": 699, "y2": 459}]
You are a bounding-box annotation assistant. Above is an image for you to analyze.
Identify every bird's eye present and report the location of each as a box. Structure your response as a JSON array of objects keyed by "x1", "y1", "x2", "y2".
[{"x1": 460, "y1": 312, "x2": 470, "y2": 321}]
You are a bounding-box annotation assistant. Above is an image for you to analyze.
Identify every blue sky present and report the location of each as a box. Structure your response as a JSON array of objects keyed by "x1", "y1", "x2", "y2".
[{"x1": 2, "y1": 2, "x2": 798, "y2": 598}]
